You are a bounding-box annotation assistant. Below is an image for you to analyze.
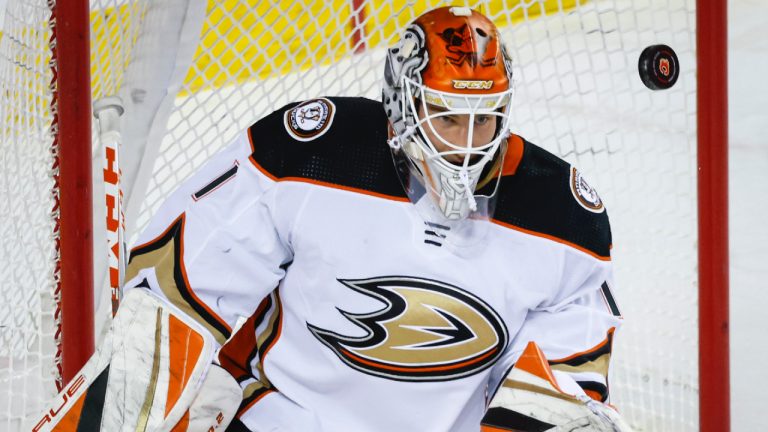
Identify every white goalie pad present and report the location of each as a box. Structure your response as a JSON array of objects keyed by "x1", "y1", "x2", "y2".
[
  {"x1": 27, "y1": 288, "x2": 240, "y2": 432},
  {"x1": 183, "y1": 364, "x2": 242, "y2": 432},
  {"x1": 483, "y1": 342, "x2": 633, "y2": 432}
]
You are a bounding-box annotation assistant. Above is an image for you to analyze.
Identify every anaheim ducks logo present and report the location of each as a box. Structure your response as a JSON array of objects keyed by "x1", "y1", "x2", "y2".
[
  {"x1": 570, "y1": 167, "x2": 605, "y2": 213},
  {"x1": 307, "y1": 276, "x2": 508, "y2": 382},
  {"x1": 283, "y1": 98, "x2": 335, "y2": 142}
]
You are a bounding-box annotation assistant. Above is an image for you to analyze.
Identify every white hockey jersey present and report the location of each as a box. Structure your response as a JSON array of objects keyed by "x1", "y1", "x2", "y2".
[{"x1": 125, "y1": 97, "x2": 623, "y2": 432}]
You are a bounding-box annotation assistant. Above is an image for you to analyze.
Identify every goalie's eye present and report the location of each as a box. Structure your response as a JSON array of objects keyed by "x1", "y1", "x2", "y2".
[
  {"x1": 437, "y1": 115, "x2": 458, "y2": 125},
  {"x1": 475, "y1": 115, "x2": 491, "y2": 126},
  {"x1": 437, "y1": 114, "x2": 491, "y2": 127}
]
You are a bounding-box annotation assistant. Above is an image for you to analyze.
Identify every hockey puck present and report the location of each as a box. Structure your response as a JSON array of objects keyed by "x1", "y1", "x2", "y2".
[{"x1": 638, "y1": 44, "x2": 679, "y2": 90}]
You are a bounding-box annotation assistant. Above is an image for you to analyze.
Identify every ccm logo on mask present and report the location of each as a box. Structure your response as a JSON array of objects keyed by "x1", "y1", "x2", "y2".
[{"x1": 452, "y1": 80, "x2": 493, "y2": 90}]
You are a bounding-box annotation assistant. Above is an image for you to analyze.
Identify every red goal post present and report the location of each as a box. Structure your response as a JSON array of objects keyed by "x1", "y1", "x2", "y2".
[
  {"x1": 0, "y1": 1, "x2": 728, "y2": 431},
  {"x1": 697, "y1": 1, "x2": 729, "y2": 431},
  {"x1": 52, "y1": 0, "x2": 96, "y2": 390}
]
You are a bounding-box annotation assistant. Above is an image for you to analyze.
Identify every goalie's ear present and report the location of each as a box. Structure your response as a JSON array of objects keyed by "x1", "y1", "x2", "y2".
[
  {"x1": 482, "y1": 341, "x2": 633, "y2": 432},
  {"x1": 27, "y1": 289, "x2": 240, "y2": 432}
]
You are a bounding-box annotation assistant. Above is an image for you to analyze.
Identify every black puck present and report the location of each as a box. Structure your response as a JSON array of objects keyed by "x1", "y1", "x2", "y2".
[{"x1": 638, "y1": 44, "x2": 679, "y2": 90}]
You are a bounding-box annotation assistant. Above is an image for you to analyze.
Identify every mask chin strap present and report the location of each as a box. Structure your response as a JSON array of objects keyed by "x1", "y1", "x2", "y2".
[{"x1": 458, "y1": 168, "x2": 478, "y2": 212}]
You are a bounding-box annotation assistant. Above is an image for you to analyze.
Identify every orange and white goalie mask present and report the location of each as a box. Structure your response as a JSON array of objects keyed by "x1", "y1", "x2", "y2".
[{"x1": 383, "y1": 6, "x2": 514, "y2": 221}]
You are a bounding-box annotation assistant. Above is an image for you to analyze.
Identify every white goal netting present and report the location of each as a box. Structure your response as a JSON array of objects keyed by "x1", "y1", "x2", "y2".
[{"x1": 0, "y1": 0, "x2": 699, "y2": 430}]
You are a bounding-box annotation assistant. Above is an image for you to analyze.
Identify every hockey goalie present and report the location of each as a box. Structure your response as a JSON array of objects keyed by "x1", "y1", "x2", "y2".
[{"x1": 30, "y1": 6, "x2": 633, "y2": 432}]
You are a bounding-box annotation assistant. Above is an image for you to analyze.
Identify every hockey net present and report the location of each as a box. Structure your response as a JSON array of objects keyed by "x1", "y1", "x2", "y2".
[{"x1": 0, "y1": 0, "x2": 725, "y2": 431}]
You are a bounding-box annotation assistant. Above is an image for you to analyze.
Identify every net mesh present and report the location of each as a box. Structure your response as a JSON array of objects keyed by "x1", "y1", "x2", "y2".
[
  {"x1": 0, "y1": 0, "x2": 699, "y2": 430},
  {"x1": 0, "y1": 1, "x2": 58, "y2": 430}
]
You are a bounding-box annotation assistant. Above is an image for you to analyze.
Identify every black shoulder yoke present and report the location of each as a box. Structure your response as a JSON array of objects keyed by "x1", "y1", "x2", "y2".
[
  {"x1": 492, "y1": 139, "x2": 613, "y2": 258},
  {"x1": 247, "y1": 96, "x2": 406, "y2": 200}
]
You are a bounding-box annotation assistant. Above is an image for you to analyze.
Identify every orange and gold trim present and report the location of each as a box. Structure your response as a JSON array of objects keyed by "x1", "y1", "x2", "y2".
[{"x1": 127, "y1": 214, "x2": 232, "y2": 344}]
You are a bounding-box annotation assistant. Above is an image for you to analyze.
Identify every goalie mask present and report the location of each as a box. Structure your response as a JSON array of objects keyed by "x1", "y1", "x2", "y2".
[{"x1": 383, "y1": 6, "x2": 514, "y2": 221}]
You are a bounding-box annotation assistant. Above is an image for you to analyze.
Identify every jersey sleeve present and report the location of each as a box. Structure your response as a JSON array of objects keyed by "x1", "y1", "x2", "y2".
[
  {"x1": 124, "y1": 129, "x2": 293, "y2": 346},
  {"x1": 489, "y1": 248, "x2": 624, "y2": 405}
]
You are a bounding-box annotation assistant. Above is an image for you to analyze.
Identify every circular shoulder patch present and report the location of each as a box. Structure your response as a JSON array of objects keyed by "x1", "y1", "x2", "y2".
[
  {"x1": 283, "y1": 98, "x2": 336, "y2": 142},
  {"x1": 570, "y1": 167, "x2": 604, "y2": 213}
]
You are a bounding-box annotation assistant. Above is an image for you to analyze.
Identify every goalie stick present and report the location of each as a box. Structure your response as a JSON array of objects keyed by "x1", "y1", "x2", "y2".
[{"x1": 94, "y1": 96, "x2": 126, "y2": 316}]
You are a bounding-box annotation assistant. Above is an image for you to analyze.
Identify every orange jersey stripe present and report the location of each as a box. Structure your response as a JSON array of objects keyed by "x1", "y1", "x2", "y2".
[
  {"x1": 176, "y1": 216, "x2": 232, "y2": 333},
  {"x1": 549, "y1": 327, "x2": 615, "y2": 364},
  {"x1": 340, "y1": 347, "x2": 498, "y2": 374},
  {"x1": 130, "y1": 214, "x2": 184, "y2": 253},
  {"x1": 248, "y1": 154, "x2": 410, "y2": 203},
  {"x1": 490, "y1": 218, "x2": 611, "y2": 261}
]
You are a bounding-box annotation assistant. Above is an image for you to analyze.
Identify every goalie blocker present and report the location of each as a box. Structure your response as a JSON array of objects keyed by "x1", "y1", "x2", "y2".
[
  {"x1": 482, "y1": 342, "x2": 633, "y2": 432},
  {"x1": 28, "y1": 289, "x2": 241, "y2": 432}
]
